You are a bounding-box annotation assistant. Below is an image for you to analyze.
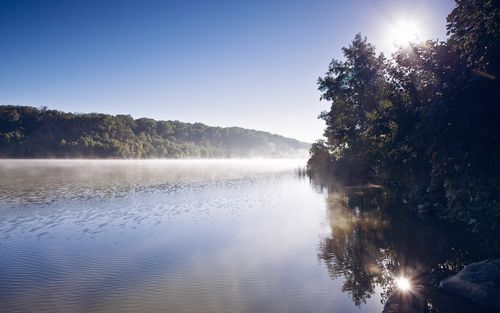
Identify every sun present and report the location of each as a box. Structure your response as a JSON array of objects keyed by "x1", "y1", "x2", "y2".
[{"x1": 388, "y1": 19, "x2": 421, "y2": 47}]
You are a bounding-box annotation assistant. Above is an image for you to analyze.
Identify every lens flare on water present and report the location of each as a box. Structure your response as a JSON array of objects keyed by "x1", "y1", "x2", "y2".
[{"x1": 395, "y1": 276, "x2": 411, "y2": 292}]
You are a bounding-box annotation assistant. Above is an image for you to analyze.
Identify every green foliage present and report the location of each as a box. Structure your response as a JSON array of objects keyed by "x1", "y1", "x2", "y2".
[
  {"x1": 309, "y1": 0, "x2": 500, "y2": 239},
  {"x1": 318, "y1": 34, "x2": 389, "y2": 159},
  {"x1": 307, "y1": 140, "x2": 331, "y2": 174},
  {"x1": 0, "y1": 106, "x2": 308, "y2": 159},
  {"x1": 447, "y1": 0, "x2": 500, "y2": 74}
]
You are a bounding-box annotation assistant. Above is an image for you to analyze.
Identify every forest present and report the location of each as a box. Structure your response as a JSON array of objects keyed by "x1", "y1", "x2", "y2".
[
  {"x1": 0, "y1": 105, "x2": 308, "y2": 158},
  {"x1": 308, "y1": 0, "x2": 500, "y2": 243}
]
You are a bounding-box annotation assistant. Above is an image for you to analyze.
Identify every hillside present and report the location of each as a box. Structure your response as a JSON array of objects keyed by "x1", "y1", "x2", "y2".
[{"x1": 0, "y1": 106, "x2": 309, "y2": 158}]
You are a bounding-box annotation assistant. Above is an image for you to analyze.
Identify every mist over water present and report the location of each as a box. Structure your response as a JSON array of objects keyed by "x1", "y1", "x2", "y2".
[
  {"x1": 0, "y1": 159, "x2": 305, "y2": 207},
  {"x1": 1, "y1": 159, "x2": 385, "y2": 313},
  {"x1": 1, "y1": 159, "x2": 485, "y2": 312}
]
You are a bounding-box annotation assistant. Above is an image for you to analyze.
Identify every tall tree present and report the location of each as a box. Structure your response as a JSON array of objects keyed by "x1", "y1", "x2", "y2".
[{"x1": 318, "y1": 34, "x2": 390, "y2": 182}]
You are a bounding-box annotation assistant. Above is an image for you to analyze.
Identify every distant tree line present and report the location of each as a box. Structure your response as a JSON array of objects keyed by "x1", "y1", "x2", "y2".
[
  {"x1": 0, "y1": 106, "x2": 308, "y2": 158},
  {"x1": 308, "y1": 0, "x2": 500, "y2": 236}
]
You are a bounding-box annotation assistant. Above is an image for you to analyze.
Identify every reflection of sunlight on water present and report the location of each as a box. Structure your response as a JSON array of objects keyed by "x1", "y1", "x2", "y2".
[
  {"x1": 319, "y1": 187, "x2": 427, "y2": 309},
  {"x1": 313, "y1": 177, "x2": 489, "y2": 313},
  {"x1": 318, "y1": 188, "x2": 395, "y2": 308},
  {"x1": 395, "y1": 276, "x2": 411, "y2": 292}
]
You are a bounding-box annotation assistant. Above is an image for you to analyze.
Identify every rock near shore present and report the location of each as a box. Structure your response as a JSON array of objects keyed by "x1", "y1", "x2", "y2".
[{"x1": 439, "y1": 259, "x2": 500, "y2": 310}]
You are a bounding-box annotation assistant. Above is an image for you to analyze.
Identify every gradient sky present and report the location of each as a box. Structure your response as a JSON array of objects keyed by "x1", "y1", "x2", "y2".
[{"x1": 0, "y1": 0, "x2": 455, "y2": 142}]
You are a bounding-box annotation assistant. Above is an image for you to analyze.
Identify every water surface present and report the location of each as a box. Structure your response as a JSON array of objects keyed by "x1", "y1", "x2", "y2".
[{"x1": 0, "y1": 160, "x2": 489, "y2": 313}]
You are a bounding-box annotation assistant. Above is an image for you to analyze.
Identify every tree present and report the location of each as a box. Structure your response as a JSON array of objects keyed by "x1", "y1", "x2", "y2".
[
  {"x1": 0, "y1": 105, "x2": 309, "y2": 159},
  {"x1": 447, "y1": 0, "x2": 500, "y2": 75},
  {"x1": 307, "y1": 140, "x2": 331, "y2": 174},
  {"x1": 316, "y1": 34, "x2": 390, "y2": 183},
  {"x1": 310, "y1": 0, "x2": 500, "y2": 242}
]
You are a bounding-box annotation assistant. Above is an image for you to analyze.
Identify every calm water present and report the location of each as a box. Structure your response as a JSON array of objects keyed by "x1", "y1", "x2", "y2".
[{"x1": 0, "y1": 160, "x2": 489, "y2": 313}]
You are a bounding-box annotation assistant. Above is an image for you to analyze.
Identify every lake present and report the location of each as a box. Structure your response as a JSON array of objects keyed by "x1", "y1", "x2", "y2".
[{"x1": 0, "y1": 160, "x2": 490, "y2": 313}]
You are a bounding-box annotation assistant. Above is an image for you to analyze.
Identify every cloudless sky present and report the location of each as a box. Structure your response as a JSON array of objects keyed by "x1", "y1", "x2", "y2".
[{"x1": 0, "y1": 0, "x2": 455, "y2": 142}]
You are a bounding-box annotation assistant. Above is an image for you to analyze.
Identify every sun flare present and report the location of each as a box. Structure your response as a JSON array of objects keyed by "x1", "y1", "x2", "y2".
[
  {"x1": 395, "y1": 276, "x2": 412, "y2": 292},
  {"x1": 388, "y1": 19, "x2": 421, "y2": 47}
]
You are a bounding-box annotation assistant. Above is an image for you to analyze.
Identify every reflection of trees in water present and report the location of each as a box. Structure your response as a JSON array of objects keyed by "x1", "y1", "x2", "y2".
[
  {"x1": 314, "y1": 180, "x2": 494, "y2": 312},
  {"x1": 318, "y1": 188, "x2": 395, "y2": 306}
]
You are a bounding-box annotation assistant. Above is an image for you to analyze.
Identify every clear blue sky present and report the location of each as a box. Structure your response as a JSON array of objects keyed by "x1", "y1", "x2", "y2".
[{"x1": 0, "y1": 0, "x2": 454, "y2": 142}]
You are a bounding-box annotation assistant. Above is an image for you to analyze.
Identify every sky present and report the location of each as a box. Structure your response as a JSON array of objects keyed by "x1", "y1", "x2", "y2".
[{"x1": 0, "y1": 0, "x2": 455, "y2": 142}]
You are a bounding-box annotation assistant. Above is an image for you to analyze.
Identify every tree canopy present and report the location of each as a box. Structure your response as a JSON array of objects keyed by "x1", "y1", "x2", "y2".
[
  {"x1": 308, "y1": 0, "x2": 500, "y2": 238},
  {"x1": 0, "y1": 106, "x2": 309, "y2": 159}
]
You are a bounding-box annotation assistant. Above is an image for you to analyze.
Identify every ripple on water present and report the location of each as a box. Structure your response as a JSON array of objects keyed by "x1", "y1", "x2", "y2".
[{"x1": 0, "y1": 159, "x2": 383, "y2": 313}]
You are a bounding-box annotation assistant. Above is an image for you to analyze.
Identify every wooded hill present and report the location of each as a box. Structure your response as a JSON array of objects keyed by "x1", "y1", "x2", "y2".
[{"x1": 0, "y1": 106, "x2": 309, "y2": 158}]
